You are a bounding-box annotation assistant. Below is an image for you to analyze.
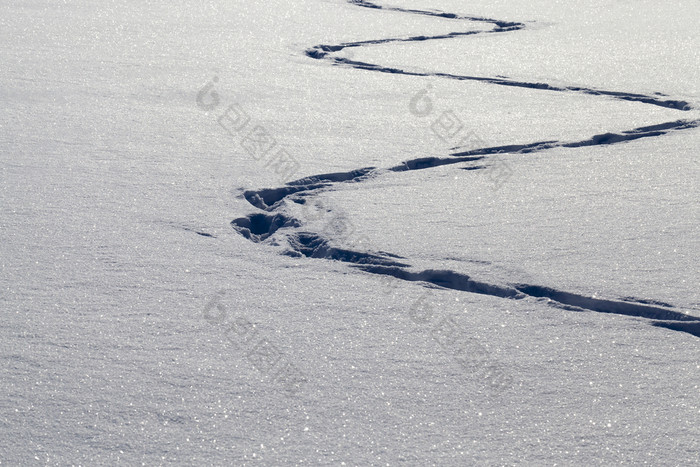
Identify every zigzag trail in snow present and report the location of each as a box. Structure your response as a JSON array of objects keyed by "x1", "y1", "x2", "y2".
[
  {"x1": 231, "y1": 0, "x2": 700, "y2": 338},
  {"x1": 309, "y1": 0, "x2": 691, "y2": 111}
]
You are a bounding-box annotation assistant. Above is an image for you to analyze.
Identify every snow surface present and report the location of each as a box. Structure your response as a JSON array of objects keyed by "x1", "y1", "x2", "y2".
[{"x1": 1, "y1": 0, "x2": 699, "y2": 464}]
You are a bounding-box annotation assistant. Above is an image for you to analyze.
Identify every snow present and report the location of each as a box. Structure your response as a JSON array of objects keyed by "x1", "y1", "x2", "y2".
[{"x1": 1, "y1": 0, "x2": 699, "y2": 464}]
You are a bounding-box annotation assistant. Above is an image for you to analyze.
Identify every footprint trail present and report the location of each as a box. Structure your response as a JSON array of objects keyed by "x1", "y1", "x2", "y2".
[{"x1": 231, "y1": 0, "x2": 700, "y2": 338}]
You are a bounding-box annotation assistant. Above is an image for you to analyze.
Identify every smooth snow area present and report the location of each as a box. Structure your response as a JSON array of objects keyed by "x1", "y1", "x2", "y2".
[{"x1": 1, "y1": 0, "x2": 699, "y2": 465}]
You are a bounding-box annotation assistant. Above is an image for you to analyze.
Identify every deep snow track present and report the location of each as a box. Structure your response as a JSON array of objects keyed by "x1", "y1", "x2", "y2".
[{"x1": 232, "y1": 0, "x2": 700, "y2": 338}]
